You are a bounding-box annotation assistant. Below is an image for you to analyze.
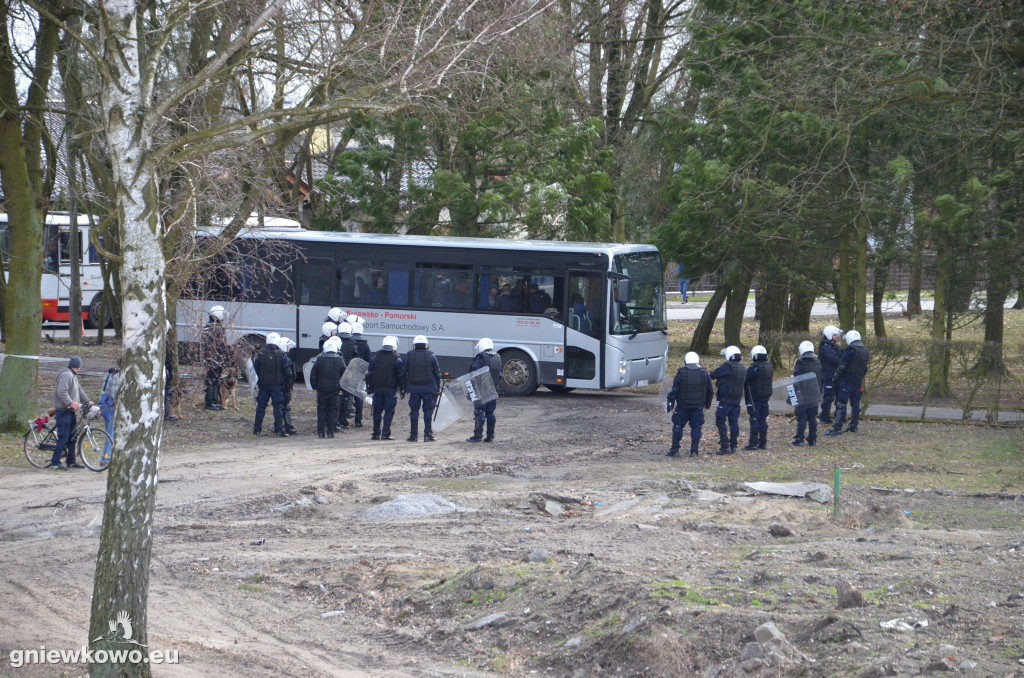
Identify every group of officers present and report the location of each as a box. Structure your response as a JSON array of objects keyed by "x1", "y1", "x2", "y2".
[
  {"x1": 201, "y1": 305, "x2": 502, "y2": 443},
  {"x1": 665, "y1": 325, "x2": 870, "y2": 457}
]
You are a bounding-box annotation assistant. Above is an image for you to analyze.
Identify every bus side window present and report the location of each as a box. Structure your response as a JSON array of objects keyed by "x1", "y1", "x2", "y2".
[{"x1": 300, "y1": 260, "x2": 333, "y2": 306}]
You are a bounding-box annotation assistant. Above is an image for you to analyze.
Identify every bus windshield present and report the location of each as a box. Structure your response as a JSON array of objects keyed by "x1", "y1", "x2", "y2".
[{"x1": 611, "y1": 251, "x2": 667, "y2": 334}]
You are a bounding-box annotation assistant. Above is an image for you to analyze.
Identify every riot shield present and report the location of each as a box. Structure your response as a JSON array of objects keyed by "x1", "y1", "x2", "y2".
[
  {"x1": 431, "y1": 389, "x2": 462, "y2": 432},
  {"x1": 245, "y1": 357, "x2": 259, "y2": 401},
  {"x1": 302, "y1": 359, "x2": 315, "y2": 391},
  {"x1": 658, "y1": 373, "x2": 675, "y2": 421},
  {"x1": 449, "y1": 367, "x2": 498, "y2": 408},
  {"x1": 340, "y1": 358, "x2": 369, "y2": 398},
  {"x1": 772, "y1": 372, "x2": 821, "y2": 408}
]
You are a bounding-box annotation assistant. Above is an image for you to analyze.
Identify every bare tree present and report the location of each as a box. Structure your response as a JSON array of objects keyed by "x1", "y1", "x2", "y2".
[{"x1": 47, "y1": 1, "x2": 555, "y2": 675}]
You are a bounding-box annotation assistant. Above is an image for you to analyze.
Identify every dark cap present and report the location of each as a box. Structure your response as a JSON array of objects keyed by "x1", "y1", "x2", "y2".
[{"x1": 68, "y1": 356, "x2": 82, "y2": 369}]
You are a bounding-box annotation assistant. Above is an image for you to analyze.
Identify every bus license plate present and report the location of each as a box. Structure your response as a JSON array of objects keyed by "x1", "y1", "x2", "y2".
[{"x1": 635, "y1": 379, "x2": 649, "y2": 387}]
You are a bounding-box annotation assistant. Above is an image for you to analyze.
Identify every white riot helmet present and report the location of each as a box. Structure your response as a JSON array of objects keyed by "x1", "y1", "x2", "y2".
[
  {"x1": 337, "y1": 321, "x2": 352, "y2": 338},
  {"x1": 351, "y1": 321, "x2": 364, "y2": 336},
  {"x1": 475, "y1": 337, "x2": 494, "y2": 353},
  {"x1": 751, "y1": 345, "x2": 767, "y2": 360},
  {"x1": 265, "y1": 332, "x2": 281, "y2": 347},
  {"x1": 276, "y1": 336, "x2": 295, "y2": 352},
  {"x1": 327, "y1": 307, "x2": 343, "y2": 322},
  {"x1": 323, "y1": 336, "x2": 342, "y2": 353},
  {"x1": 413, "y1": 334, "x2": 428, "y2": 348},
  {"x1": 321, "y1": 321, "x2": 338, "y2": 337},
  {"x1": 798, "y1": 340, "x2": 815, "y2": 356},
  {"x1": 346, "y1": 314, "x2": 360, "y2": 325},
  {"x1": 822, "y1": 325, "x2": 841, "y2": 341},
  {"x1": 684, "y1": 351, "x2": 700, "y2": 366},
  {"x1": 721, "y1": 345, "x2": 741, "y2": 361},
  {"x1": 209, "y1": 305, "x2": 226, "y2": 321},
  {"x1": 844, "y1": 329, "x2": 862, "y2": 344},
  {"x1": 382, "y1": 335, "x2": 398, "y2": 352}
]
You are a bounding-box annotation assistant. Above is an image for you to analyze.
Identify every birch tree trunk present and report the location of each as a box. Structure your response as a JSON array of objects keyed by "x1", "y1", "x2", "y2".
[{"x1": 88, "y1": 5, "x2": 166, "y2": 676}]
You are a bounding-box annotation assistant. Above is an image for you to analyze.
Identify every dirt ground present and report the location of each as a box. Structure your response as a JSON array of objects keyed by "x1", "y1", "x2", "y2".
[{"x1": 2, "y1": 386, "x2": 1023, "y2": 678}]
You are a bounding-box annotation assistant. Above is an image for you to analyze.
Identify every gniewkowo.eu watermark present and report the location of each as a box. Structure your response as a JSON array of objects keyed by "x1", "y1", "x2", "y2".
[{"x1": 6, "y1": 611, "x2": 179, "y2": 668}]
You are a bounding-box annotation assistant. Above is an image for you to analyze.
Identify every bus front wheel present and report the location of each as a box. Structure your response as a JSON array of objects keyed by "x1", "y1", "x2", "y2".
[{"x1": 499, "y1": 349, "x2": 537, "y2": 397}]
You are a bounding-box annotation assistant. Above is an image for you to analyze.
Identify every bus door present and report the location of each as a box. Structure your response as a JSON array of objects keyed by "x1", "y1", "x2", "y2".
[
  {"x1": 565, "y1": 271, "x2": 604, "y2": 389},
  {"x1": 296, "y1": 257, "x2": 334, "y2": 358}
]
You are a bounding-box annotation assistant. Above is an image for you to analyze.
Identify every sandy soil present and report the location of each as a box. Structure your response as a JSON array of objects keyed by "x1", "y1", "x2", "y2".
[{"x1": 2, "y1": 388, "x2": 1023, "y2": 677}]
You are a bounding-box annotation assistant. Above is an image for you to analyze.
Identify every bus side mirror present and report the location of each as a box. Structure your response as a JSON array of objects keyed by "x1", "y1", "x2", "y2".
[{"x1": 616, "y1": 279, "x2": 631, "y2": 304}]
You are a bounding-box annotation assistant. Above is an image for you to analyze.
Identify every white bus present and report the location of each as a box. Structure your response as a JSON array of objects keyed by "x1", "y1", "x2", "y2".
[
  {"x1": 177, "y1": 229, "x2": 669, "y2": 395},
  {"x1": 0, "y1": 211, "x2": 108, "y2": 326}
]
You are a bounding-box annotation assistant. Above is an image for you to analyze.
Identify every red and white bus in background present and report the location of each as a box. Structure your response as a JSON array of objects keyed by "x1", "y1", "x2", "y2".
[{"x1": 0, "y1": 211, "x2": 108, "y2": 326}]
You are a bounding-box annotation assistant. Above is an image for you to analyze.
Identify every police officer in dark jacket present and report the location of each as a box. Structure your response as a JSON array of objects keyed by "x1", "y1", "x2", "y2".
[
  {"x1": 818, "y1": 325, "x2": 842, "y2": 424},
  {"x1": 791, "y1": 341, "x2": 824, "y2": 446},
  {"x1": 351, "y1": 320, "x2": 370, "y2": 427},
  {"x1": 366, "y1": 335, "x2": 406, "y2": 440},
  {"x1": 405, "y1": 335, "x2": 442, "y2": 442},
  {"x1": 743, "y1": 345, "x2": 773, "y2": 450},
  {"x1": 318, "y1": 321, "x2": 338, "y2": 352},
  {"x1": 709, "y1": 345, "x2": 745, "y2": 454},
  {"x1": 666, "y1": 352, "x2": 714, "y2": 457},
  {"x1": 311, "y1": 336, "x2": 345, "y2": 438},
  {"x1": 253, "y1": 332, "x2": 292, "y2": 437},
  {"x1": 827, "y1": 330, "x2": 870, "y2": 435},
  {"x1": 468, "y1": 338, "x2": 502, "y2": 442},
  {"x1": 202, "y1": 305, "x2": 228, "y2": 411},
  {"x1": 337, "y1": 321, "x2": 357, "y2": 429},
  {"x1": 276, "y1": 336, "x2": 298, "y2": 435}
]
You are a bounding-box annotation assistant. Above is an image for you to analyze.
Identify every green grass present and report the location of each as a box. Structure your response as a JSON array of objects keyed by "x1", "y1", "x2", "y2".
[{"x1": 238, "y1": 582, "x2": 264, "y2": 593}]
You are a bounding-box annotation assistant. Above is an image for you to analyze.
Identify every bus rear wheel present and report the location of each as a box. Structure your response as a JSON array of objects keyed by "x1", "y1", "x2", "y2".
[{"x1": 499, "y1": 349, "x2": 537, "y2": 397}]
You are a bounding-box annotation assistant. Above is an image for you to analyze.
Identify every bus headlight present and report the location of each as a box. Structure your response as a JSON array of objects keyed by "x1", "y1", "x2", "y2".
[{"x1": 618, "y1": 358, "x2": 629, "y2": 382}]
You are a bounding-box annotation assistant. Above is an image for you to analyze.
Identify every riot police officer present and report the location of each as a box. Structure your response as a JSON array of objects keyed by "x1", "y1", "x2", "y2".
[
  {"x1": 276, "y1": 336, "x2": 298, "y2": 435},
  {"x1": 337, "y1": 321, "x2": 357, "y2": 429},
  {"x1": 318, "y1": 321, "x2": 338, "y2": 352},
  {"x1": 826, "y1": 330, "x2": 870, "y2": 435},
  {"x1": 366, "y1": 336, "x2": 406, "y2": 440},
  {"x1": 743, "y1": 345, "x2": 773, "y2": 451},
  {"x1": 311, "y1": 336, "x2": 345, "y2": 438},
  {"x1": 709, "y1": 346, "x2": 745, "y2": 454},
  {"x1": 791, "y1": 340, "x2": 824, "y2": 446},
  {"x1": 253, "y1": 332, "x2": 291, "y2": 437},
  {"x1": 666, "y1": 352, "x2": 713, "y2": 457},
  {"x1": 818, "y1": 325, "x2": 842, "y2": 423},
  {"x1": 351, "y1": 320, "x2": 370, "y2": 427},
  {"x1": 468, "y1": 338, "x2": 502, "y2": 442},
  {"x1": 326, "y1": 307, "x2": 344, "y2": 324},
  {"x1": 406, "y1": 335, "x2": 441, "y2": 442},
  {"x1": 202, "y1": 305, "x2": 228, "y2": 411}
]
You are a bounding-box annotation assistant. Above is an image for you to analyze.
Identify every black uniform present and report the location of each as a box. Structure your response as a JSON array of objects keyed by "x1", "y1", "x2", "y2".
[
  {"x1": 366, "y1": 350, "x2": 406, "y2": 440},
  {"x1": 666, "y1": 364, "x2": 714, "y2": 456},
  {"x1": 468, "y1": 351, "x2": 502, "y2": 442},
  {"x1": 709, "y1": 359, "x2": 745, "y2": 453},
  {"x1": 338, "y1": 336, "x2": 357, "y2": 428},
  {"x1": 281, "y1": 345, "x2": 297, "y2": 434},
  {"x1": 253, "y1": 344, "x2": 291, "y2": 436},
  {"x1": 201, "y1": 316, "x2": 228, "y2": 410},
  {"x1": 743, "y1": 357, "x2": 773, "y2": 450},
  {"x1": 829, "y1": 341, "x2": 869, "y2": 434},
  {"x1": 792, "y1": 353, "x2": 824, "y2": 445},
  {"x1": 818, "y1": 338, "x2": 842, "y2": 422},
  {"x1": 310, "y1": 349, "x2": 346, "y2": 437},
  {"x1": 406, "y1": 347, "x2": 441, "y2": 441}
]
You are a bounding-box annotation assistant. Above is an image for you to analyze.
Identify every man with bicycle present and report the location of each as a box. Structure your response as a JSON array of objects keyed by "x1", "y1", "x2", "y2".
[{"x1": 50, "y1": 356, "x2": 94, "y2": 470}]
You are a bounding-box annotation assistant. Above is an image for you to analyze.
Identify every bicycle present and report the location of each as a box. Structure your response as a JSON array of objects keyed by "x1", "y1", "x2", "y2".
[{"x1": 24, "y1": 407, "x2": 114, "y2": 472}]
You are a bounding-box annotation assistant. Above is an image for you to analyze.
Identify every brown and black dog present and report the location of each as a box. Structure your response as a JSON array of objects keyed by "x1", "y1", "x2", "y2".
[
  {"x1": 219, "y1": 366, "x2": 240, "y2": 411},
  {"x1": 167, "y1": 381, "x2": 185, "y2": 420}
]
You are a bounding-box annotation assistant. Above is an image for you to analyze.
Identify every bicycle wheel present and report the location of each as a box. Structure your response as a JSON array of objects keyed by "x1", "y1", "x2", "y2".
[
  {"x1": 78, "y1": 426, "x2": 113, "y2": 472},
  {"x1": 24, "y1": 425, "x2": 58, "y2": 468}
]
